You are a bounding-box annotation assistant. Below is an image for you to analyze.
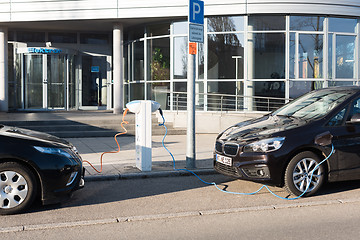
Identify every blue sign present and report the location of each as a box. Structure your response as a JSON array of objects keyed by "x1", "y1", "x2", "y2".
[
  {"x1": 189, "y1": 0, "x2": 204, "y2": 25},
  {"x1": 91, "y1": 66, "x2": 100, "y2": 73},
  {"x1": 28, "y1": 48, "x2": 62, "y2": 54},
  {"x1": 189, "y1": 24, "x2": 204, "y2": 43}
]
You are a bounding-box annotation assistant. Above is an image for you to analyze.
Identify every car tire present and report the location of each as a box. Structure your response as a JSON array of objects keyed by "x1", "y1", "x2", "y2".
[
  {"x1": 284, "y1": 151, "x2": 325, "y2": 197},
  {"x1": 0, "y1": 162, "x2": 37, "y2": 215}
]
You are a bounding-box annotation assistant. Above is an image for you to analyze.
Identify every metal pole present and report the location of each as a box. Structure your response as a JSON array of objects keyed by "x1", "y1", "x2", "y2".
[{"x1": 186, "y1": 52, "x2": 196, "y2": 169}]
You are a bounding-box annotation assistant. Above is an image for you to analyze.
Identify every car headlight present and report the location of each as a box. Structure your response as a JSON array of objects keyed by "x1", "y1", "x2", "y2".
[
  {"x1": 243, "y1": 137, "x2": 285, "y2": 153},
  {"x1": 34, "y1": 146, "x2": 72, "y2": 158}
]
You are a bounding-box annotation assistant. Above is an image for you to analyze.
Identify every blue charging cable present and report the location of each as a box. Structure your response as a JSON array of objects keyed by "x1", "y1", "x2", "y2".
[{"x1": 159, "y1": 114, "x2": 335, "y2": 200}]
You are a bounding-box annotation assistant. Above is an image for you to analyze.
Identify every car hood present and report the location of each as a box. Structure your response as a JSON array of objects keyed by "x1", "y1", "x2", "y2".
[
  {"x1": 0, "y1": 125, "x2": 71, "y2": 147},
  {"x1": 218, "y1": 114, "x2": 308, "y2": 143}
]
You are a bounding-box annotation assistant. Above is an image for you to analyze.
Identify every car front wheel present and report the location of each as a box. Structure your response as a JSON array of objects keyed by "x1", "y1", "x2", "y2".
[
  {"x1": 284, "y1": 151, "x2": 325, "y2": 197},
  {"x1": 0, "y1": 162, "x2": 37, "y2": 215}
]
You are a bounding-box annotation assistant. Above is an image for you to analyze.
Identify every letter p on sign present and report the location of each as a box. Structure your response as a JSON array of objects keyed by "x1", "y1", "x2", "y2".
[{"x1": 189, "y1": 0, "x2": 204, "y2": 25}]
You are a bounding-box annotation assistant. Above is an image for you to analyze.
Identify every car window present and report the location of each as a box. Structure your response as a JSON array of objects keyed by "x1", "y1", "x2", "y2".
[
  {"x1": 273, "y1": 89, "x2": 354, "y2": 120},
  {"x1": 347, "y1": 98, "x2": 360, "y2": 120},
  {"x1": 327, "y1": 108, "x2": 347, "y2": 126}
]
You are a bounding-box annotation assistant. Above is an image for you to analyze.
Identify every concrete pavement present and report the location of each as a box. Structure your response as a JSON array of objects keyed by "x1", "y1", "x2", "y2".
[{"x1": 69, "y1": 134, "x2": 218, "y2": 181}]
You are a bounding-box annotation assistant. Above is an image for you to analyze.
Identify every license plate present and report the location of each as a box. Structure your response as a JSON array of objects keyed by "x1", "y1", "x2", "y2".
[{"x1": 216, "y1": 154, "x2": 232, "y2": 166}]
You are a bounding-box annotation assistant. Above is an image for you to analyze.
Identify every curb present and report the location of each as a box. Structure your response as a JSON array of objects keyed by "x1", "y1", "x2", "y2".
[
  {"x1": 2, "y1": 198, "x2": 360, "y2": 233},
  {"x1": 84, "y1": 168, "x2": 217, "y2": 182}
]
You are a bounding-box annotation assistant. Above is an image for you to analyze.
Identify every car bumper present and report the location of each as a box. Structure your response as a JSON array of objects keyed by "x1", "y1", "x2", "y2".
[{"x1": 213, "y1": 151, "x2": 286, "y2": 186}]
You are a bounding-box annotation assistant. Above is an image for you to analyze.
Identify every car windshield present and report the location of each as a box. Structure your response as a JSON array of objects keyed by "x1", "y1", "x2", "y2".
[{"x1": 273, "y1": 89, "x2": 355, "y2": 120}]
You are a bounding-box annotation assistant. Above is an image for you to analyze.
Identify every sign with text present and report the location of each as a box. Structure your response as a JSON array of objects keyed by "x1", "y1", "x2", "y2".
[
  {"x1": 189, "y1": 23, "x2": 204, "y2": 43},
  {"x1": 189, "y1": 42, "x2": 197, "y2": 55}
]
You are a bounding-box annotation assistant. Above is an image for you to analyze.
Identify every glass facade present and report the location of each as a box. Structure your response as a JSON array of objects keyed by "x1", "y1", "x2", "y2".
[
  {"x1": 6, "y1": 14, "x2": 360, "y2": 113},
  {"x1": 124, "y1": 15, "x2": 360, "y2": 112},
  {"x1": 7, "y1": 30, "x2": 111, "y2": 111}
]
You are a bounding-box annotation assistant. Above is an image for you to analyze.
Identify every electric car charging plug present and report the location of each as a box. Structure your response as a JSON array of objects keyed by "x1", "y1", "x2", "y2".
[{"x1": 82, "y1": 108, "x2": 129, "y2": 173}]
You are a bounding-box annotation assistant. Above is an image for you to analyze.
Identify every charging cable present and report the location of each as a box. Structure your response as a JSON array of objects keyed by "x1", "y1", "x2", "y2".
[
  {"x1": 159, "y1": 113, "x2": 335, "y2": 200},
  {"x1": 83, "y1": 108, "x2": 129, "y2": 173}
]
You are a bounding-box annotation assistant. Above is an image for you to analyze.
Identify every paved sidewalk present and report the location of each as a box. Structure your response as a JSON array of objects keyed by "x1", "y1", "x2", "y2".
[{"x1": 68, "y1": 134, "x2": 218, "y2": 181}]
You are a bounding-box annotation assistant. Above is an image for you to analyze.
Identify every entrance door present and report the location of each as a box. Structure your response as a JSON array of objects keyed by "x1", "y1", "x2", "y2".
[
  {"x1": 24, "y1": 55, "x2": 43, "y2": 108},
  {"x1": 47, "y1": 55, "x2": 66, "y2": 108},
  {"x1": 24, "y1": 54, "x2": 67, "y2": 110},
  {"x1": 81, "y1": 55, "x2": 108, "y2": 108}
]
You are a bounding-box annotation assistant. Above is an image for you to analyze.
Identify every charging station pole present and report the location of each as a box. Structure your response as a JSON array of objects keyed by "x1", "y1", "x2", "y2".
[{"x1": 187, "y1": 0, "x2": 204, "y2": 169}]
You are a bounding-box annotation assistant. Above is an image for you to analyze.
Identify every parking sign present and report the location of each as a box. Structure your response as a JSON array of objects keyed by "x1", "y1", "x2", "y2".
[{"x1": 189, "y1": 0, "x2": 204, "y2": 25}]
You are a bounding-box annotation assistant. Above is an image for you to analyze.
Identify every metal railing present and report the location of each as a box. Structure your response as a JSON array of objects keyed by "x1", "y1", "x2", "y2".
[{"x1": 155, "y1": 90, "x2": 291, "y2": 113}]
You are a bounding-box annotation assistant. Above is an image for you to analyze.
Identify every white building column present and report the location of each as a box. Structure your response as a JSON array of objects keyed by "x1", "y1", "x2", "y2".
[
  {"x1": 0, "y1": 26, "x2": 8, "y2": 112},
  {"x1": 113, "y1": 23, "x2": 124, "y2": 114}
]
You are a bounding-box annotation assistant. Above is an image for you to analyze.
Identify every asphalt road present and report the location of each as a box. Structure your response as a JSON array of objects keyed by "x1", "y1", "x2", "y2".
[{"x1": 1, "y1": 174, "x2": 360, "y2": 239}]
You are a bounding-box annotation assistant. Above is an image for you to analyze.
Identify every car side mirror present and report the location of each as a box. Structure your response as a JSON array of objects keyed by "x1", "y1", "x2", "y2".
[
  {"x1": 315, "y1": 131, "x2": 333, "y2": 146},
  {"x1": 347, "y1": 113, "x2": 360, "y2": 124}
]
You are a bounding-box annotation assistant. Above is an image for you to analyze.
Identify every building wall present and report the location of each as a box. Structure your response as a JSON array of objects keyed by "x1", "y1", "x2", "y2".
[{"x1": 0, "y1": 1, "x2": 360, "y2": 22}]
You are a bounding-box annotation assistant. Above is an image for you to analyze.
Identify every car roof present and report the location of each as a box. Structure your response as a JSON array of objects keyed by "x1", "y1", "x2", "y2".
[{"x1": 314, "y1": 86, "x2": 360, "y2": 93}]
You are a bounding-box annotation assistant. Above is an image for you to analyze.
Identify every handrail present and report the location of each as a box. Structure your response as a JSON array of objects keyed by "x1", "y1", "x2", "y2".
[{"x1": 152, "y1": 90, "x2": 291, "y2": 113}]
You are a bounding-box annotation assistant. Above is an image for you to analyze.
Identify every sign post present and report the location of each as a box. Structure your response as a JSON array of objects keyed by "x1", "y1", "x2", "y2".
[{"x1": 187, "y1": 0, "x2": 204, "y2": 169}]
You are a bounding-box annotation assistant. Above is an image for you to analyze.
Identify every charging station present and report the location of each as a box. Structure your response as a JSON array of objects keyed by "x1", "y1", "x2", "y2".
[{"x1": 126, "y1": 100, "x2": 161, "y2": 171}]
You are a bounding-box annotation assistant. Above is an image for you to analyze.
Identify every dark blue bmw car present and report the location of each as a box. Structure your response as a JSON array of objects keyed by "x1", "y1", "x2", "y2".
[{"x1": 214, "y1": 86, "x2": 360, "y2": 197}]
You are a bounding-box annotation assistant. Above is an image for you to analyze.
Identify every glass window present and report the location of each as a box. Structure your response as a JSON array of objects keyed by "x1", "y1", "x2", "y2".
[
  {"x1": 290, "y1": 16, "x2": 324, "y2": 31},
  {"x1": 349, "y1": 98, "x2": 360, "y2": 120},
  {"x1": 173, "y1": 82, "x2": 204, "y2": 110},
  {"x1": 274, "y1": 89, "x2": 353, "y2": 120},
  {"x1": 80, "y1": 33, "x2": 109, "y2": 44},
  {"x1": 208, "y1": 33, "x2": 244, "y2": 79},
  {"x1": 147, "y1": 38, "x2": 170, "y2": 80},
  {"x1": 17, "y1": 32, "x2": 45, "y2": 42},
  {"x1": 248, "y1": 16, "x2": 285, "y2": 31},
  {"x1": 328, "y1": 34, "x2": 333, "y2": 79},
  {"x1": 198, "y1": 43, "x2": 205, "y2": 79},
  {"x1": 328, "y1": 81, "x2": 356, "y2": 87},
  {"x1": 124, "y1": 83, "x2": 130, "y2": 104},
  {"x1": 248, "y1": 33, "x2": 285, "y2": 79},
  {"x1": 298, "y1": 34, "x2": 323, "y2": 79},
  {"x1": 289, "y1": 81, "x2": 324, "y2": 99},
  {"x1": 134, "y1": 41, "x2": 144, "y2": 81},
  {"x1": 173, "y1": 36, "x2": 188, "y2": 79},
  {"x1": 289, "y1": 33, "x2": 296, "y2": 79},
  {"x1": 147, "y1": 82, "x2": 170, "y2": 110},
  {"x1": 207, "y1": 16, "x2": 244, "y2": 32},
  {"x1": 173, "y1": 82, "x2": 187, "y2": 110},
  {"x1": 327, "y1": 108, "x2": 347, "y2": 126},
  {"x1": 130, "y1": 83, "x2": 144, "y2": 101},
  {"x1": 48, "y1": 32, "x2": 77, "y2": 43},
  {"x1": 124, "y1": 44, "x2": 130, "y2": 82},
  {"x1": 173, "y1": 21, "x2": 188, "y2": 35},
  {"x1": 329, "y1": 18, "x2": 357, "y2": 33},
  {"x1": 207, "y1": 81, "x2": 242, "y2": 111},
  {"x1": 147, "y1": 23, "x2": 170, "y2": 37},
  {"x1": 336, "y1": 35, "x2": 355, "y2": 79},
  {"x1": 253, "y1": 81, "x2": 285, "y2": 112}
]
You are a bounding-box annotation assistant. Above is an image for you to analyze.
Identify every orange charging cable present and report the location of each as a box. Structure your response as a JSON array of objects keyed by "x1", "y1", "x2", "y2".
[{"x1": 82, "y1": 108, "x2": 129, "y2": 173}]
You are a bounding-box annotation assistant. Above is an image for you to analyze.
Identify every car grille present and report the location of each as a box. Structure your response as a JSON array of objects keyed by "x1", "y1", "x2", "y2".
[
  {"x1": 214, "y1": 162, "x2": 241, "y2": 178},
  {"x1": 215, "y1": 141, "x2": 239, "y2": 156},
  {"x1": 215, "y1": 141, "x2": 223, "y2": 153},
  {"x1": 223, "y1": 143, "x2": 239, "y2": 156}
]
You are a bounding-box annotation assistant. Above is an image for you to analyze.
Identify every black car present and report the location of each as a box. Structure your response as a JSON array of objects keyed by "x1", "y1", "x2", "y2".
[
  {"x1": 214, "y1": 86, "x2": 360, "y2": 196},
  {"x1": 0, "y1": 125, "x2": 84, "y2": 214}
]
